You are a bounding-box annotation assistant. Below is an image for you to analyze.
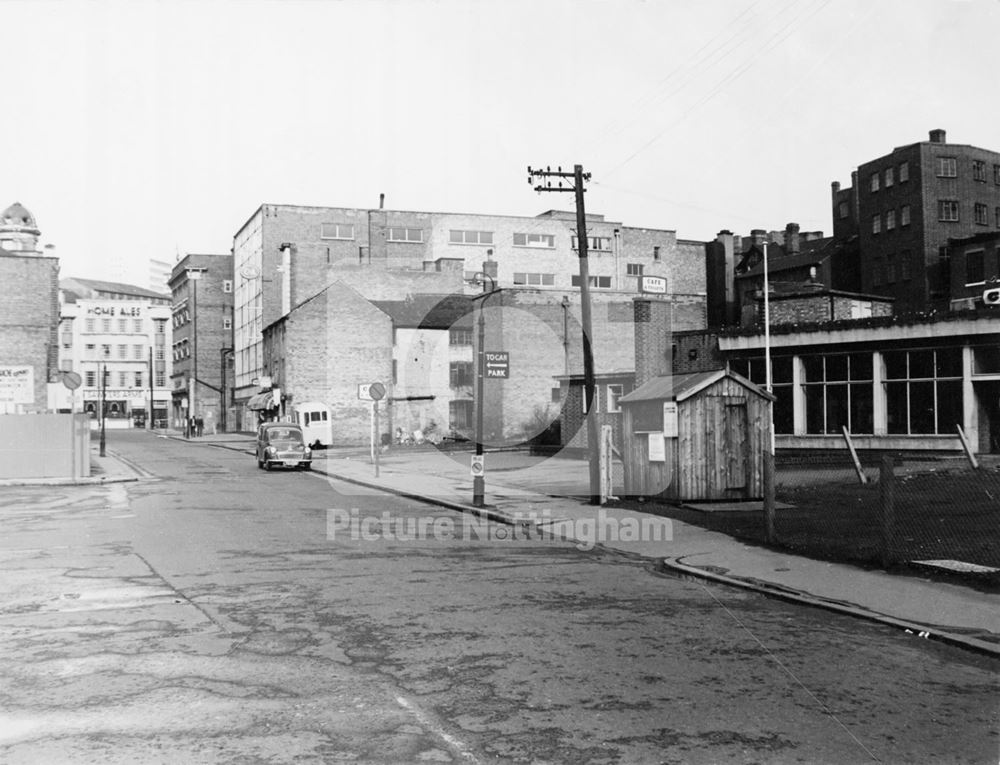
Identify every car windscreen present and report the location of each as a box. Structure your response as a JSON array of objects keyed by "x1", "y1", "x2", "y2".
[{"x1": 267, "y1": 428, "x2": 304, "y2": 444}]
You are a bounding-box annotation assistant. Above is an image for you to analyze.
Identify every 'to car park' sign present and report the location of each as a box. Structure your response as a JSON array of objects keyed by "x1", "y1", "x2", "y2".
[{"x1": 485, "y1": 352, "x2": 509, "y2": 378}]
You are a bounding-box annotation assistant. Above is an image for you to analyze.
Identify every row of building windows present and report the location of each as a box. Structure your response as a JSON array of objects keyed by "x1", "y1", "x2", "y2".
[
  {"x1": 874, "y1": 158, "x2": 1000, "y2": 186},
  {"x1": 731, "y1": 348, "x2": 964, "y2": 436},
  {"x1": 82, "y1": 369, "x2": 165, "y2": 387},
  {"x1": 872, "y1": 251, "x2": 913, "y2": 285},
  {"x1": 81, "y1": 343, "x2": 150, "y2": 361},
  {"x1": 871, "y1": 161, "x2": 910, "y2": 191},
  {"x1": 871, "y1": 205, "x2": 912, "y2": 233},
  {"x1": 932, "y1": 157, "x2": 1000, "y2": 182},
  {"x1": 317, "y1": 224, "x2": 649, "y2": 256},
  {"x1": 935, "y1": 200, "x2": 1000, "y2": 226},
  {"x1": 83, "y1": 317, "x2": 148, "y2": 334}
]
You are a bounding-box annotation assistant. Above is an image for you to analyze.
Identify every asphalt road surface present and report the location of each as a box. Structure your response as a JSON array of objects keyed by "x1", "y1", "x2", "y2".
[{"x1": 0, "y1": 431, "x2": 997, "y2": 764}]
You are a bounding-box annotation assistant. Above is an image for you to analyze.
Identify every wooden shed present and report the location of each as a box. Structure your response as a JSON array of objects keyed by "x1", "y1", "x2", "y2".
[{"x1": 618, "y1": 369, "x2": 774, "y2": 501}]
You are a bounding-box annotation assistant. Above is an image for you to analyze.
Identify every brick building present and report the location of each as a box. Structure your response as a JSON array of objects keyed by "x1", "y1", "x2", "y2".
[
  {"x1": 706, "y1": 223, "x2": 848, "y2": 328},
  {"x1": 57, "y1": 278, "x2": 172, "y2": 426},
  {"x1": 833, "y1": 129, "x2": 1000, "y2": 312},
  {"x1": 232, "y1": 202, "x2": 708, "y2": 430},
  {"x1": 168, "y1": 254, "x2": 234, "y2": 433},
  {"x1": 0, "y1": 203, "x2": 59, "y2": 413},
  {"x1": 947, "y1": 231, "x2": 1000, "y2": 311}
]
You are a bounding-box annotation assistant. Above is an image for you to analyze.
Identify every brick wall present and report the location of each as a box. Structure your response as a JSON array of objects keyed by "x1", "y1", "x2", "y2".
[
  {"x1": 281, "y1": 282, "x2": 394, "y2": 445},
  {"x1": 672, "y1": 331, "x2": 724, "y2": 374},
  {"x1": 0, "y1": 254, "x2": 59, "y2": 411}
]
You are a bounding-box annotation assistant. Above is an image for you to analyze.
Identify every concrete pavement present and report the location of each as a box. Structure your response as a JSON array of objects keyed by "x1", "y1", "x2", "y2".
[{"x1": 36, "y1": 430, "x2": 1000, "y2": 656}]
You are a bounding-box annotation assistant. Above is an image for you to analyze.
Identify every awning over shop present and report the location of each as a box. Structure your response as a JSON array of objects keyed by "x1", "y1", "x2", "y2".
[{"x1": 246, "y1": 391, "x2": 277, "y2": 411}]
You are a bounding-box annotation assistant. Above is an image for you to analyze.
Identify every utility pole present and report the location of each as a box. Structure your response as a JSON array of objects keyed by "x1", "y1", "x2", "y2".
[{"x1": 528, "y1": 164, "x2": 601, "y2": 504}]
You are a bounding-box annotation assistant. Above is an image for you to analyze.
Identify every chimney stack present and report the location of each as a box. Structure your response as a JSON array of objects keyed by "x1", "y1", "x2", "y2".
[
  {"x1": 929, "y1": 129, "x2": 946, "y2": 144},
  {"x1": 785, "y1": 222, "x2": 800, "y2": 256}
]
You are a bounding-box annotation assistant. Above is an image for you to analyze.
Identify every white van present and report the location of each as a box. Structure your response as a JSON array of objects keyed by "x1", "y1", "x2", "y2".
[{"x1": 292, "y1": 401, "x2": 333, "y2": 448}]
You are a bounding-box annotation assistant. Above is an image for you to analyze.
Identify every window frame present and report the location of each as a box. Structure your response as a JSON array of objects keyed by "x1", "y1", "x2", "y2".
[
  {"x1": 387, "y1": 227, "x2": 424, "y2": 243},
  {"x1": 938, "y1": 200, "x2": 960, "y2": 222},
  {"x1": 936, "y1": 157, "x2": 958, "y2": 178},
  {"x1": 320, "y1": 223, "x2": 355, "y2": 240},
  {"x1": 974, "y1": 202, "x2": 989, "y2": 226},
  {"x1": 449, "y1": 230, "x2": 494, "y2": 246},
  {"x1": 571, "y1": 235, "x2": 611, "y2": 252},
  {"x1": 513, "y1": 232, "x2": 555, "y2": 248},
  {"x1": 965, "y1": 249, "x2": 986, "y2": 285}
]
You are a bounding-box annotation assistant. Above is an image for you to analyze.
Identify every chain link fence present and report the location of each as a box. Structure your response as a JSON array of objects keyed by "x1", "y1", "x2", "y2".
[{"x1": 635, "y1": 456, "x2": 1000, "y2": 590}]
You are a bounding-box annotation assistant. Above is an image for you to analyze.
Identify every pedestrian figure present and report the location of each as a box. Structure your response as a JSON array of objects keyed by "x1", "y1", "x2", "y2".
[{"x1": 195, "y1": 415, "x2": 204, "y2": 437}]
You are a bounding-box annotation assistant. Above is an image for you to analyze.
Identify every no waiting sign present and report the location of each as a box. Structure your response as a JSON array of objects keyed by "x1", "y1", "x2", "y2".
[{"x1": 485, "y1": 352, "x2": 509, "y2": 378}]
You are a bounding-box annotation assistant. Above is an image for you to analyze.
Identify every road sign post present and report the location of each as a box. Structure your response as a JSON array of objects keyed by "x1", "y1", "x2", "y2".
[{"x1": 367, "y1": 382, "x2": 386, "y2": 477}]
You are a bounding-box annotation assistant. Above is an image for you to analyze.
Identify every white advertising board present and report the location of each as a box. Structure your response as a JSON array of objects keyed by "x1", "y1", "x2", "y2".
[{"x1": 0, "y1": 366, "x2": 34, "y2": 404}]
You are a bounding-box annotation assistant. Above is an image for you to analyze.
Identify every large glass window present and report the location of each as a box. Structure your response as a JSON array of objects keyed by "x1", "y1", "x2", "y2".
[
  {"x1": 728, "y1": 356, "x2": 793, "y2": 434},
  {"x1": 802, "y1": 353, "x2": 873, "y2": 434},
  {"x1": 884, "y1": 348, "x2": 963, "y2": 435}
]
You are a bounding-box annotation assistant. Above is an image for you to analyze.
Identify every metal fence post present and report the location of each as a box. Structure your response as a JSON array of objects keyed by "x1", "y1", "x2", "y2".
[
  {"x1": 763, "y1": 450, "x2": 776, "y2": 543},
  {"x1": 879, "y1": 455, "x2": 895, "y2": 568}
]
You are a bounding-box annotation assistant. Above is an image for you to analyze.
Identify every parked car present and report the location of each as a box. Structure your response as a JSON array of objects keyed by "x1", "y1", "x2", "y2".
[{"x1": 256, "y1": 423, "x2": 312, "y2": 471}]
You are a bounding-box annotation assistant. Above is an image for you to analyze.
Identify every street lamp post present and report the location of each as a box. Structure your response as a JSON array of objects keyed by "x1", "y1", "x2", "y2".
[
  {"x1": 220, "y1": 347, "x2": 233, "y2": 433},
  {"x1": 471, "y1": 269, "x2": 499, "y2": 508},
  {"x1": 99, "y1": 360, "x2": 107, "y2": 457}
]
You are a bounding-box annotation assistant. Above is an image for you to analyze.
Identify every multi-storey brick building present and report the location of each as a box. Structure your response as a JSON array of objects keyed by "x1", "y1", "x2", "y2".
[
  {"x1": 833, "y1": 129, "x2": 1000, "y2": 312},
  {"x1": 168, "y1": 254, "x2": 234, "y2": 433},
  {"x1": 232, "y1": 202, "x2": 708, "y2": 431},
  {"x1": 0, "y1": 203, "x2": 59, "y2": 413},
  {"x1": 57, "y1": 278, "x2": 172, "y2": 427}
]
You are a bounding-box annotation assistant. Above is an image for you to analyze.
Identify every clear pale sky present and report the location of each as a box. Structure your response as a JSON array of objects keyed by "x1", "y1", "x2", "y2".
[{"x1": 5, "y1": 0, "x2": 997, "y2": 287}]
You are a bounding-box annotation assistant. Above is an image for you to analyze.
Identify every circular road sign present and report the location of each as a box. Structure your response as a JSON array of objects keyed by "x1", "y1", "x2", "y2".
[
  {"x1": 369, "y1": 382, "x2": 386, "y2": 401},
  {"x1": 62, "y1": 371, "x2": 82, "y2": 390}
]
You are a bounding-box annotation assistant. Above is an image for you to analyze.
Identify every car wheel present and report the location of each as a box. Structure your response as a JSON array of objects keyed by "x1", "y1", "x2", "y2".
[
  {"x1": 264, "y1": 461, "x2": 271, "y2": 471},
  {"x1": 301, "y1": 463, "x2": 311, "y2": 471}
]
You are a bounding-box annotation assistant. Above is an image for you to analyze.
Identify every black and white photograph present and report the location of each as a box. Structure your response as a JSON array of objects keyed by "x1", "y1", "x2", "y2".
[{"x1": 1, "y1": 0, "x2": 998, "y2": 762}]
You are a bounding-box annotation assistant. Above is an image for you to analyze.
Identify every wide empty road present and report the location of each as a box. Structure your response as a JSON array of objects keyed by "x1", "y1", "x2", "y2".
[{"x1": 0, "y1": 430, "x2": 997, "y2": 763}]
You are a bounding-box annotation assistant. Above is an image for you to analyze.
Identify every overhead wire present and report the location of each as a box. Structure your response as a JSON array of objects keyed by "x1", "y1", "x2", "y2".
[
  {"x1": 584, "y1": 0, "x2": 765, "y2": 150},
  {"x1": 601, "y1": 0, "x2": 835, "y2": 180}
]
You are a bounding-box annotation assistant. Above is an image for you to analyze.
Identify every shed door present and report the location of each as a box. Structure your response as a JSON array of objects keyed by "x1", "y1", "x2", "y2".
[{"x1": 723, "y1": 397, "x2": 749, "y2": 490}]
